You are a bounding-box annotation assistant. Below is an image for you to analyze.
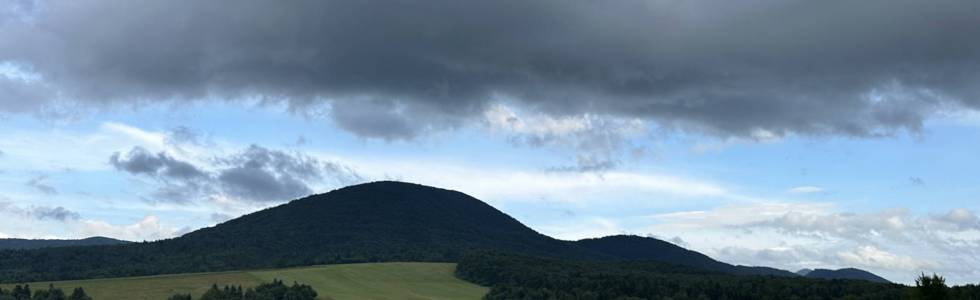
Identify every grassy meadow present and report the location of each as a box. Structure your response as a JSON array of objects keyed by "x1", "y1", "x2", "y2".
[{"x1": 0, "y1": 262, "x2": 488, "y2": 300}]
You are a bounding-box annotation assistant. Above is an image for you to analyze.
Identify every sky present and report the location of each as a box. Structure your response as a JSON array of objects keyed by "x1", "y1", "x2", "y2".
[{"x1": 1, "y1": 0, "x2": 980, "y2": 284}]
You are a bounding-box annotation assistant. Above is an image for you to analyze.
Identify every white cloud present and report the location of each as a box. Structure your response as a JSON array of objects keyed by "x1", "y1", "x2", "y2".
[
  {"x1": 78, "y1": 215, "x2": 183, "y2": 241},
  {"x1": 483, "y1": 103, "x2": 648, "y2": 172},
  {"x1": 537, "y1": 217, "x2": 625, "y2": 241},
  {"x1": 646, "y1": 203, "x2": 980, "y2": 284},
  {"x1": 484, "y1": 104, "x2": 596, "y2": 136},
  {"x1": 650, "y1": 202, "x2": 833, "y2": 229},
  {"x1": 788, "y1": 186, "x2": 824, "y2": 194},
  {"x1": 341, "y1": 156, "x2": 734, "y2": 204},
  {"x1": 0, "y1": 202, "x2": 183, "y2": 241},
  {"x1": 100, "y1": 122, "x2": 167, "y2": 150},
  {"x1": 0, "y1": 61, "x2": 42, "y2": 83},
  {"x1": 836, "y1": 245, "x2": 933, "y2": 271},
  {"x1": 0, "y1": 121, "x2": 189, "y2": 172}
]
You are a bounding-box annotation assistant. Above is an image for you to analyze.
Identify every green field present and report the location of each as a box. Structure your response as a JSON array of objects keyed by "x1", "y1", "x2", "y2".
[{"x1": 0, "y1": 262, "x2": 488, "y2": 300}]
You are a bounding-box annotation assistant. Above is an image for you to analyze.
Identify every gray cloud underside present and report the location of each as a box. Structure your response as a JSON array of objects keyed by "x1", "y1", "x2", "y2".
[
  {"x1": 2, "y1": 0, "x2": 979, "y2": 139},
  {"x1": 109, "y1": 145, "x2": 362, "y2": 203},
  {"x1": 31, "y1": 205, "x2": 79, "y2": 221},
  {"x1": 0, "y1": 202, "x2": 80, "y2": 222},
  {"x1": 25, "y1": 175, "x2": 57, "y2": 195}
]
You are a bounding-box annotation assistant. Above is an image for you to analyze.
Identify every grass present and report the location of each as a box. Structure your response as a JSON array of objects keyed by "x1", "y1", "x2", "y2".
[{"x1": 0, "y1": 262, "x2": 488, "y2": 300}]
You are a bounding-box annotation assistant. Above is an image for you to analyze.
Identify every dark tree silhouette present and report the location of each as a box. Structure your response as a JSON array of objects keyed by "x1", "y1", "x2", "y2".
[
  {"x1": 169, "y1": 280, "x2": 316, "y2": 300},
  {"x1": 67, "y1": 287, "x2": 91, "y2": 300},
  {"x1": 914, "y1": 273, "x2": 949, "y2": 300}
]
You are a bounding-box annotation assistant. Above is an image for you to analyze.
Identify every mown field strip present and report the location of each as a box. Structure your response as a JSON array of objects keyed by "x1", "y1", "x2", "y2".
[{"x1": 1, "y1": 262, "x2": 488, "y2": 300}]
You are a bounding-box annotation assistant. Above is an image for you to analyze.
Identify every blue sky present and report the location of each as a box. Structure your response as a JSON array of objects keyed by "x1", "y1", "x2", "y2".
[
  {"x1": 3, "y1": 0, "x2": 980, "y2": 284},
  {"x1": 2, "y1": 102, "x2": 979, "y2": 283}
]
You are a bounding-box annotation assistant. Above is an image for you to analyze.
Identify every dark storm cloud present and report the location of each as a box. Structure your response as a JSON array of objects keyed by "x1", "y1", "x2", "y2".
[
  {"x1": 109, "y1": 147, "x2": 210, "y2": 203},
  {"x1": 109, "y1": 145, "x2": 361, "y2": 203},
  {"x1": 109, "y1": 147, "x2": 208, "y2": 180},
  {"x1": 2, "y1": 0, "x2": 979, "y2": 139},
  {"x1": 216, "y1": 145, "x2": 362, "y2": 202}
]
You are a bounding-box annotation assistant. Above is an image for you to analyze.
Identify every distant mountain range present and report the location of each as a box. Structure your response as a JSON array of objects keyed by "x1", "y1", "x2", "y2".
[
  {"x1": 577, "y1": 235, "x2": 796, "y2": 277},
  {"x1": 0, "y1": 236, "x2": 128, "y2": 250},
  {"x1": 0, "y1": 181, "x2": 887, "y2": 283},
  {"x1": 805, "y1": 268, "x2": 891, "y2": 283}
]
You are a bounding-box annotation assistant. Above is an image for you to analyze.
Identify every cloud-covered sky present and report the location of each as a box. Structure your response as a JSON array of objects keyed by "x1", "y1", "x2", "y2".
[{"x1": 2, "y1": 0, "x2": 980, "y2": 284}]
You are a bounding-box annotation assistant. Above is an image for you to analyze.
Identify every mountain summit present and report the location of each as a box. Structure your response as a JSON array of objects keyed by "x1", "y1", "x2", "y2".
[{"x1": 180, "y1": 181, "x2": 592, "y2": 261}]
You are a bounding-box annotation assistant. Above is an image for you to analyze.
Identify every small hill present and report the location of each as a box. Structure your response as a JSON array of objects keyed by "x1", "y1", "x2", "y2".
[
  {"x1": 0, "y1": 237, "x2": 128, "y2": 250},
  {"x1": 806, "y1": 268, "x2": 891, "y2": 283},
  {"x1": 576, "y1": 235, "x2": 797, "y2": 277},
  {"x1": 796, "y1": 268, "x2": 814, "y2": 276}
]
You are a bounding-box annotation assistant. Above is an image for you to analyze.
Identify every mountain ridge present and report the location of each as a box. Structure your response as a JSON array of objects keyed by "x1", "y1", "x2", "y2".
[
  {"x1": 0, "y1": 181, "x2": 885, "y2": 283},
  {"x1": 0, "y1": 236, "x2": 129, "y2": 250},
  {"x1": 575, "y1": 235, "x2": 797, "y2": 277},
  {"x1": 806, "y1": 268, "x2": 891, "y2": 283}
]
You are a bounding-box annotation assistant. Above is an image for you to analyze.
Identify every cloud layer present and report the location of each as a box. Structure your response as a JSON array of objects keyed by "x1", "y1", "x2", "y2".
[
  {"x1": 651, "y1": 203, "x2": 980, "y2": 284},
  {"x1": 110, "y1": 145, "x2": 362, "y2": 204},
  {"x1": 2, "y1": 0, "x2": 979, "y2": 140}
]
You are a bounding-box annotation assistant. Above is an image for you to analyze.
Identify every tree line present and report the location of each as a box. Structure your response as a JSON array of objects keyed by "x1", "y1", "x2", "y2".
[
  {"x1": 167, "y1": 280, "x2": 316, "y2": 300},
  {"x1": 0, "y1": 285, "x2": 91, "y2": 300},
  {"x1": 0, "y1": 280, "x2": 315, "y2": 300},
  {"x1": 457, "y1": 251, "x2": 980, "y2": 300}
]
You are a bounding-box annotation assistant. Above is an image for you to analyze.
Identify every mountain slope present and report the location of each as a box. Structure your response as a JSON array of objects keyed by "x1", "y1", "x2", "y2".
[
  {"x1": 0, "y1": 181, "x2": 596, "y2": 282},
  {"x1": 576, "y1": 235, "x2": 797, "y2": 277},
  {"x1": 806, "y1": 268, "x2": 891, "y2": 283},
  {"x1": 0, "y1": 237, "x2": 128, "y2": 250}
]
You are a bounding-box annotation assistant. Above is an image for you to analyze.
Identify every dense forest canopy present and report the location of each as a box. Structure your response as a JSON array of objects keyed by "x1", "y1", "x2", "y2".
[{"x1": 456, "y1": 251, "x2": 980, "y2": 300}]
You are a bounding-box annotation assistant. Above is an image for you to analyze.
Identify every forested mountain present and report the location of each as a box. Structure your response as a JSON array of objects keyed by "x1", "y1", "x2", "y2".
[
  {"x1": 576, "y1": 235, "x2": 797, "y2": 277},
  {"x1": 0, "y1": 181, "x2": 597, "y2": 282},
  {"x1": 0, "y1": 237, "x2": 128, "y2": 250},
  {"x1": 807, "y1": 268, "x2": 891, "y2": 283},
  {"x1": 0, "y1": 181, "x2": 883, "y2": 285}
]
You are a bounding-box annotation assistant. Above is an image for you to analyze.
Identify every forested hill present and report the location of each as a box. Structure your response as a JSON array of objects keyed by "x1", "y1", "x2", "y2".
[
  {"x1": 575, "y1": 235, "x2": 797, "y2": 277},
  {"x1": 806, "y1": 268, "x2": 892, "y2": 283},
  {"x1": 177, "y1": 181, "x2": 598, "y2": 261},
  {"x1": 0, "y1": 237, "x2": 128, "y2": 250},
  {"x1": 0, "y1": 181, "x2": 882, "y2": 284},
  {"x1": 0, "y1": 181, "x2": 598, "y2": 282}
]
